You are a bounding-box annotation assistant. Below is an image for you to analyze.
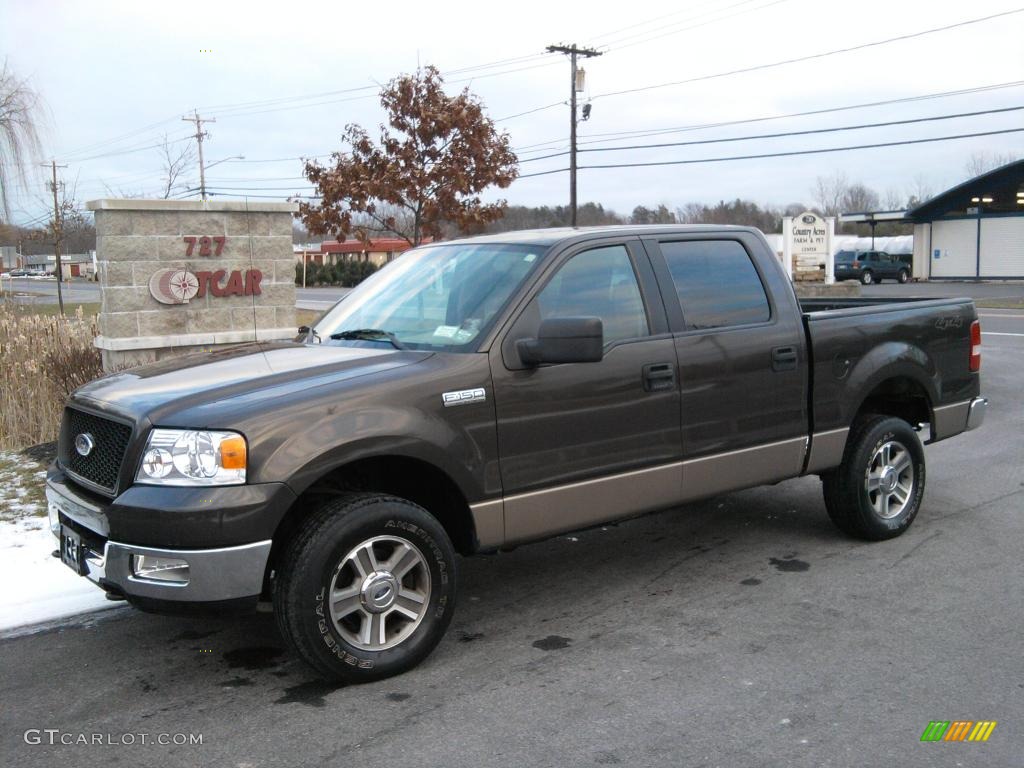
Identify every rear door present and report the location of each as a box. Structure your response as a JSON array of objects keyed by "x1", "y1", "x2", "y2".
[
  {"x1": 643, "y1": 232, "x2": 808, "y2": 499},
  {"x1": 489, "y1": 238, "x2": 682, "y2": 543}
]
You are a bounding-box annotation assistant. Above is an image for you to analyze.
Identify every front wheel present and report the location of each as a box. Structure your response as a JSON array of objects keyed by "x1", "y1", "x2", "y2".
[
  {"x1": 274, "y1": 493, "x2": 457, "y2": 681},
  {"x1": 822, "y1": 415, "x2": 926, "y2": 540},
  {"x1": 898, "y1": 269, "x2": 910, "y2": 283},
  {"x1": 861, "y1": 270, "x2": 874, "y2": 285}
]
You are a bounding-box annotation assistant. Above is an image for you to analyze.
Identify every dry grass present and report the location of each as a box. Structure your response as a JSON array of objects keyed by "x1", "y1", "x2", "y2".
[
  {"x1": 0, "y1": 302, "x2": 103, "y2": 450},
  {"x1": 296, "y1": 308, "x2": 325, "y2": 327},
  {"x1": 975, "y1": 297, "x2": 1024, "y2": 310}
]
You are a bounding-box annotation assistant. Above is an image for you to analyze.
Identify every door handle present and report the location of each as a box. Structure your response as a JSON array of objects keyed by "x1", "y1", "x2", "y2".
[
  {"x1": 643, "y1": 362, "x2": 676, "y2": 392},
  {"x1": 771, "y1": 346, "x2": 798, "y2": 372}
]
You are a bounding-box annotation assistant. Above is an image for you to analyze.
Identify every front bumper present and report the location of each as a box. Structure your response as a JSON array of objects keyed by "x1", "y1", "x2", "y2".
[{"x1": 46, "y1": 472, "x2": 274, "y2": 604}]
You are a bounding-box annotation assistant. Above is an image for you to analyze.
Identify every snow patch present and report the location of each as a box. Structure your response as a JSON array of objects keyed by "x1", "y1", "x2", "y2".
[{"x1": 0, "y1": 517, "x2": 116, "y2": 632}]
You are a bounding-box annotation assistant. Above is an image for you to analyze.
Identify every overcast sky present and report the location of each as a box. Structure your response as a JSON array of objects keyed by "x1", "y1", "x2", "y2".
[{"x1": 3, "y1": 0, "x2": 1023, "y2": 227}]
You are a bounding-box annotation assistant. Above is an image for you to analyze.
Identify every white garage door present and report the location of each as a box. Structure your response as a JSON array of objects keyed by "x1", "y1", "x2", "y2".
[
  {"x1": 930, "y1": 219, "x2": 977, "y2": 278},
  {"x1": 980, "y1": 217, "x2": 1024, "y2": 277}
]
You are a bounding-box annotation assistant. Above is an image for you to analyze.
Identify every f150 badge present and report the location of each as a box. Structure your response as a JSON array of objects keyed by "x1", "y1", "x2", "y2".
[{"x1": 442, "y1": 388, "x2": 486, "y2": 407}]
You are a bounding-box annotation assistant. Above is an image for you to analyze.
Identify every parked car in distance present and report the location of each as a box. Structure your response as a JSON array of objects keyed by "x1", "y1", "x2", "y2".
[{"x1": 834, "y1": 250, "x2": 911, "y2": 284}]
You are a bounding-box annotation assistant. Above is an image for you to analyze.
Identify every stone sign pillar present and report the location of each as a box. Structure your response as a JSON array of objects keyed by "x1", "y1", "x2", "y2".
[{"x1": 88, "y1": 199, "x2": 298, "y2": 370}]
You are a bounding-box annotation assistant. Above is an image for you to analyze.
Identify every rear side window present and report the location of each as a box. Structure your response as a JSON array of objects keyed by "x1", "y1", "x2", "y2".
[
  {"x1": 660, "y1": 240, "x2": 771, "y2": 330},
  {"x1": 536, "y1": 245, "x2": 649, "y2": 346}
]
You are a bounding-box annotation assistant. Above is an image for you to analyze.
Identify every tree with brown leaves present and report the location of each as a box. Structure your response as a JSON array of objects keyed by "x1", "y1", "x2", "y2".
[{"x1": 298, "y1": 66, "x2": 518, "y2": 246}]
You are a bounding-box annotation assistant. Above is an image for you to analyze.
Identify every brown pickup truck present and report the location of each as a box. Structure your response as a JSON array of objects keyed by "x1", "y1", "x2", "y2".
[{"x1": 48, "y1": 225, "x2": 986, "y2": 680}]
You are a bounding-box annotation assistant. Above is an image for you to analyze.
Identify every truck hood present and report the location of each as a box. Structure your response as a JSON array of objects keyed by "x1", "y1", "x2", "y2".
[{"x1": 71, "y1": 341, "x2": 432, "y2": 425}]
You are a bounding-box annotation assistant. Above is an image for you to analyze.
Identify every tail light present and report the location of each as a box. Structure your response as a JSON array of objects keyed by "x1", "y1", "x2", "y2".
[
  {"x1": 969, "y1": 320, "x2": 981, "y2": 372},
  {"x1": 852, "y1": 260, "x2": 860, "y2": 268}
]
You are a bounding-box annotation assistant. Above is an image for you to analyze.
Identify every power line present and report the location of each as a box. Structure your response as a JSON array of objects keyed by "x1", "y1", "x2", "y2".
[
  {"x1": 591, "y1": 8, "x2": 1024, "y2": 103},
  {"x1": 598, "y1": 0, "x2": 790, "y2": 52},
  {"x1": 574, "y1": 79, "x2": 1024, "y2": 147},
  {"x1": 518, "y1": 103, "x2": 1024, "y2": 163},
  {"x1": 588, "y1": 0, "x2": 760, "y2": 44},
  {"x1": 576, "y1": 126, "x2": 1024, "y2": 170},
  {"x1": 498, "y1": 8, "x2": 1024, "y2": 124},
  {"x1": 57, "y1": 114, "x2": 184, "y2": 161},
  {"x1": 511, "y1": 78, "x2": 1024, "y2": 155},
  {"x1": 69, "y1": 134, "x2": 193, "y2": 163}
]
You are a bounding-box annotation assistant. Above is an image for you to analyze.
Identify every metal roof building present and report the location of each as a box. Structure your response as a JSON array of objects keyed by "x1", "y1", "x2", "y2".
[{"x1": 842, "y1": 158, "x2": 1024, "y2": 280}]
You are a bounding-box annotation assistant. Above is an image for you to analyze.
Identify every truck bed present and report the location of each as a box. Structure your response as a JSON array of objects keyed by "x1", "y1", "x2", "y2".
[{"x1": 798, "y1": 294, "x2": 979, "y2": 441}]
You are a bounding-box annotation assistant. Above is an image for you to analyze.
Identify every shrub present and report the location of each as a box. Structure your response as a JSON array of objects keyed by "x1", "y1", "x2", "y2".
[{"x1": 0, "y1": 304, "x2": 101, "y2": 450}]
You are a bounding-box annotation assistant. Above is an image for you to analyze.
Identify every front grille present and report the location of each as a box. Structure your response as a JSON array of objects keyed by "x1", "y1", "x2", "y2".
[{"x1": 60, "y1": 408, "x2": 133, "y2": 494}]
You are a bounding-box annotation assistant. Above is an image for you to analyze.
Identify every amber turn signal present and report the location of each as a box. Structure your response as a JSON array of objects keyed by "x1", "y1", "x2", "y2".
[{"x1": 220, "y1": 435, "x2": 247, "y2": 470}]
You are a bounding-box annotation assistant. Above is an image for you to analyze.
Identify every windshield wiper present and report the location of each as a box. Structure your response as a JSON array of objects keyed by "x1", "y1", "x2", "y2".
[{"x1": 329, "y1": 328, "x2": 407, "y2": 350}]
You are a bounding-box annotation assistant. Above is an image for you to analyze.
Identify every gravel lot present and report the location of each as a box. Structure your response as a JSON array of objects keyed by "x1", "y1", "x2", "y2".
[{"x1": 1, "y1": 301, "x2": 1021, "y2": 768}]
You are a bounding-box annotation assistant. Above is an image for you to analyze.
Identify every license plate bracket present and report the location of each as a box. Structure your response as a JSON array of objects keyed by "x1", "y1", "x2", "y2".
[{"x1": 59, "y1": 525, "x2": 87, "y2": 576}]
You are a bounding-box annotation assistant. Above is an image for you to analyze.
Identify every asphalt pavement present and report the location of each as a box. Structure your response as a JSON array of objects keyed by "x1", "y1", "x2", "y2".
[{"x1": 1, "y1": 303, "x2": 1022, "y2": 766}]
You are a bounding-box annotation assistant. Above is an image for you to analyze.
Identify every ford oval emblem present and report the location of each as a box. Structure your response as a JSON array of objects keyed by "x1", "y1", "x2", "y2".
[{"x1": 74, "y1": 433, "x2": 95, "y2": 457}]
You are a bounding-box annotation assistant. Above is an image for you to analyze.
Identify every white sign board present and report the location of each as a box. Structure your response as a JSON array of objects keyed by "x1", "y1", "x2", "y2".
[{"x1": 787, "y1": 211, "x2": 832, "y2": 280}]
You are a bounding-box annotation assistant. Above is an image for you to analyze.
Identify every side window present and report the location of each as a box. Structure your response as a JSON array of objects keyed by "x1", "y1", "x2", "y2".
[
  {"x1": 536, "y1": 245, "x2": 649, "y2": 346},
  {"x1": 660, "y1": 240, "x2": 771, "y2": 330}
]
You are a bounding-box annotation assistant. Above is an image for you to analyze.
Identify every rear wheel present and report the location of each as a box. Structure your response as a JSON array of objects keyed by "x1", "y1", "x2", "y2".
[
  {"x1": 822, "y1": 415, "x2": 926, "y2": 540},
  {"x1": 274, "y1": 493, "x2": 457, "y2": 681},
  {"x1": 860, "y1": 270, "x2": 874, "y2": 285}
]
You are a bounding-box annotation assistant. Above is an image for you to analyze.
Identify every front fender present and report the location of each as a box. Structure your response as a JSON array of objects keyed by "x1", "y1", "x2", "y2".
[{"x1": 277, "y1": 414, "x2": 490, "y2": 503}]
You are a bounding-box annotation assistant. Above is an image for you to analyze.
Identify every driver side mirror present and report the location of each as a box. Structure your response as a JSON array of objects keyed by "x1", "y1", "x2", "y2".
[{"x1": 516, "y1": 316, "x2": 603, "y2": 366}]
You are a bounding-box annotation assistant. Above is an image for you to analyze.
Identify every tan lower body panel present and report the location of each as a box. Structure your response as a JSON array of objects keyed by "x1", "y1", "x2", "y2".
[
  {"x1": 468, "y1": 498, "x2": 505, "y2": 550},
  {"x1": 804, "y1": 427, "x2": 851, "y2": 474},
  {"x1": 498, "y1": 436, "x2": 808, "y2": 547},
  {"x1": 680, "y1": 436, "x2": 807, "y2": 500},
  {"x1": 931, "y1": 400, "x2": 971, "y2": 442}
]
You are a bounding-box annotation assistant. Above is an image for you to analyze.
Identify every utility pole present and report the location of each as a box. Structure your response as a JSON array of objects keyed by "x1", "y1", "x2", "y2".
[
  {"x1": 182, "y1": 110, "x2": 215, "y2": 200},
  {"x1": 547, "y1": 43, "x2": 602, "y2": 227},
  {"x1": 45, "y1": 159, "x2": 68, "y2": 314}
]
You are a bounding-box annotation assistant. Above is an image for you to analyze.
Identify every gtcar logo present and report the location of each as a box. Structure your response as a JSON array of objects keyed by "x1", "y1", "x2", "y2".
[{"x1": 442, "y1": 388, "x2": 486, "y2": 407}]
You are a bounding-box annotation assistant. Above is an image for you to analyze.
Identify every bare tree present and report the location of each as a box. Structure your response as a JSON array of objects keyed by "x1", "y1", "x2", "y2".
[
  {"x1": 157, "y1": 134, "x2": 196, "y2": 199},
  {"x1": 840, "y1": 183, "x2": 880, "y2": 214},
  {"x1": 964, "y1": 151, "x2": 1020, "y2": 178},
  {"x1": 906, "y1": 173, "x2": 934, "y2": 209},
  {"x1": 0, "y1": 59, "x2": 46, "y2": 223},
  {"x1": 812, "y1": 172, "x2": 849, "y2": 217},
  {"x1": 883, "y1": 187, "x2": 904, "y2": 211}
]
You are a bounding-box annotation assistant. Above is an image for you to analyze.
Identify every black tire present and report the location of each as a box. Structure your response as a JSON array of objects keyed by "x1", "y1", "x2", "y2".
[
  {"x1": 822, "y1": 415, "x2": 926, "y2": 540},
  {"x1": 860, "y1": 270, "x2": 874, "y2": 285},
  {"x1": 274, "y1": 493, "x2": 456, "y2": 682},
  {"x1": 898, "y1": 269, "x2": 910, "y2": 284}
]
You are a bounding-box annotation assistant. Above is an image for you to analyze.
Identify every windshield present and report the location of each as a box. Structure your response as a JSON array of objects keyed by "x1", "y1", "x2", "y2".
[
  {"x1": 835, "y1": 251, "x2": 858, "y2": 263},
  {"x1": 313, "y1": 243, "x2": 545, "y2": 351}
]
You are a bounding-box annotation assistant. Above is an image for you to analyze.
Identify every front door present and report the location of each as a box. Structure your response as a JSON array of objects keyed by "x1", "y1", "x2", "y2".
[{"x1": 489, "y1": 239, "x2": 682, "y2": 544}]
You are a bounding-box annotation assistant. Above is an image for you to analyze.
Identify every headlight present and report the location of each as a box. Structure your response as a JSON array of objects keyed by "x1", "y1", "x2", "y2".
[{"x1": 136, "y1": 429, "x2": 247, "y2": 486}]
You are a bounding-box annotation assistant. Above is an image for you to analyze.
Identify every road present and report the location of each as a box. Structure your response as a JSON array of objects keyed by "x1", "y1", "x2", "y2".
[{"x1": 1, "y1": 307, "x2": 1021, "y2": 766}]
